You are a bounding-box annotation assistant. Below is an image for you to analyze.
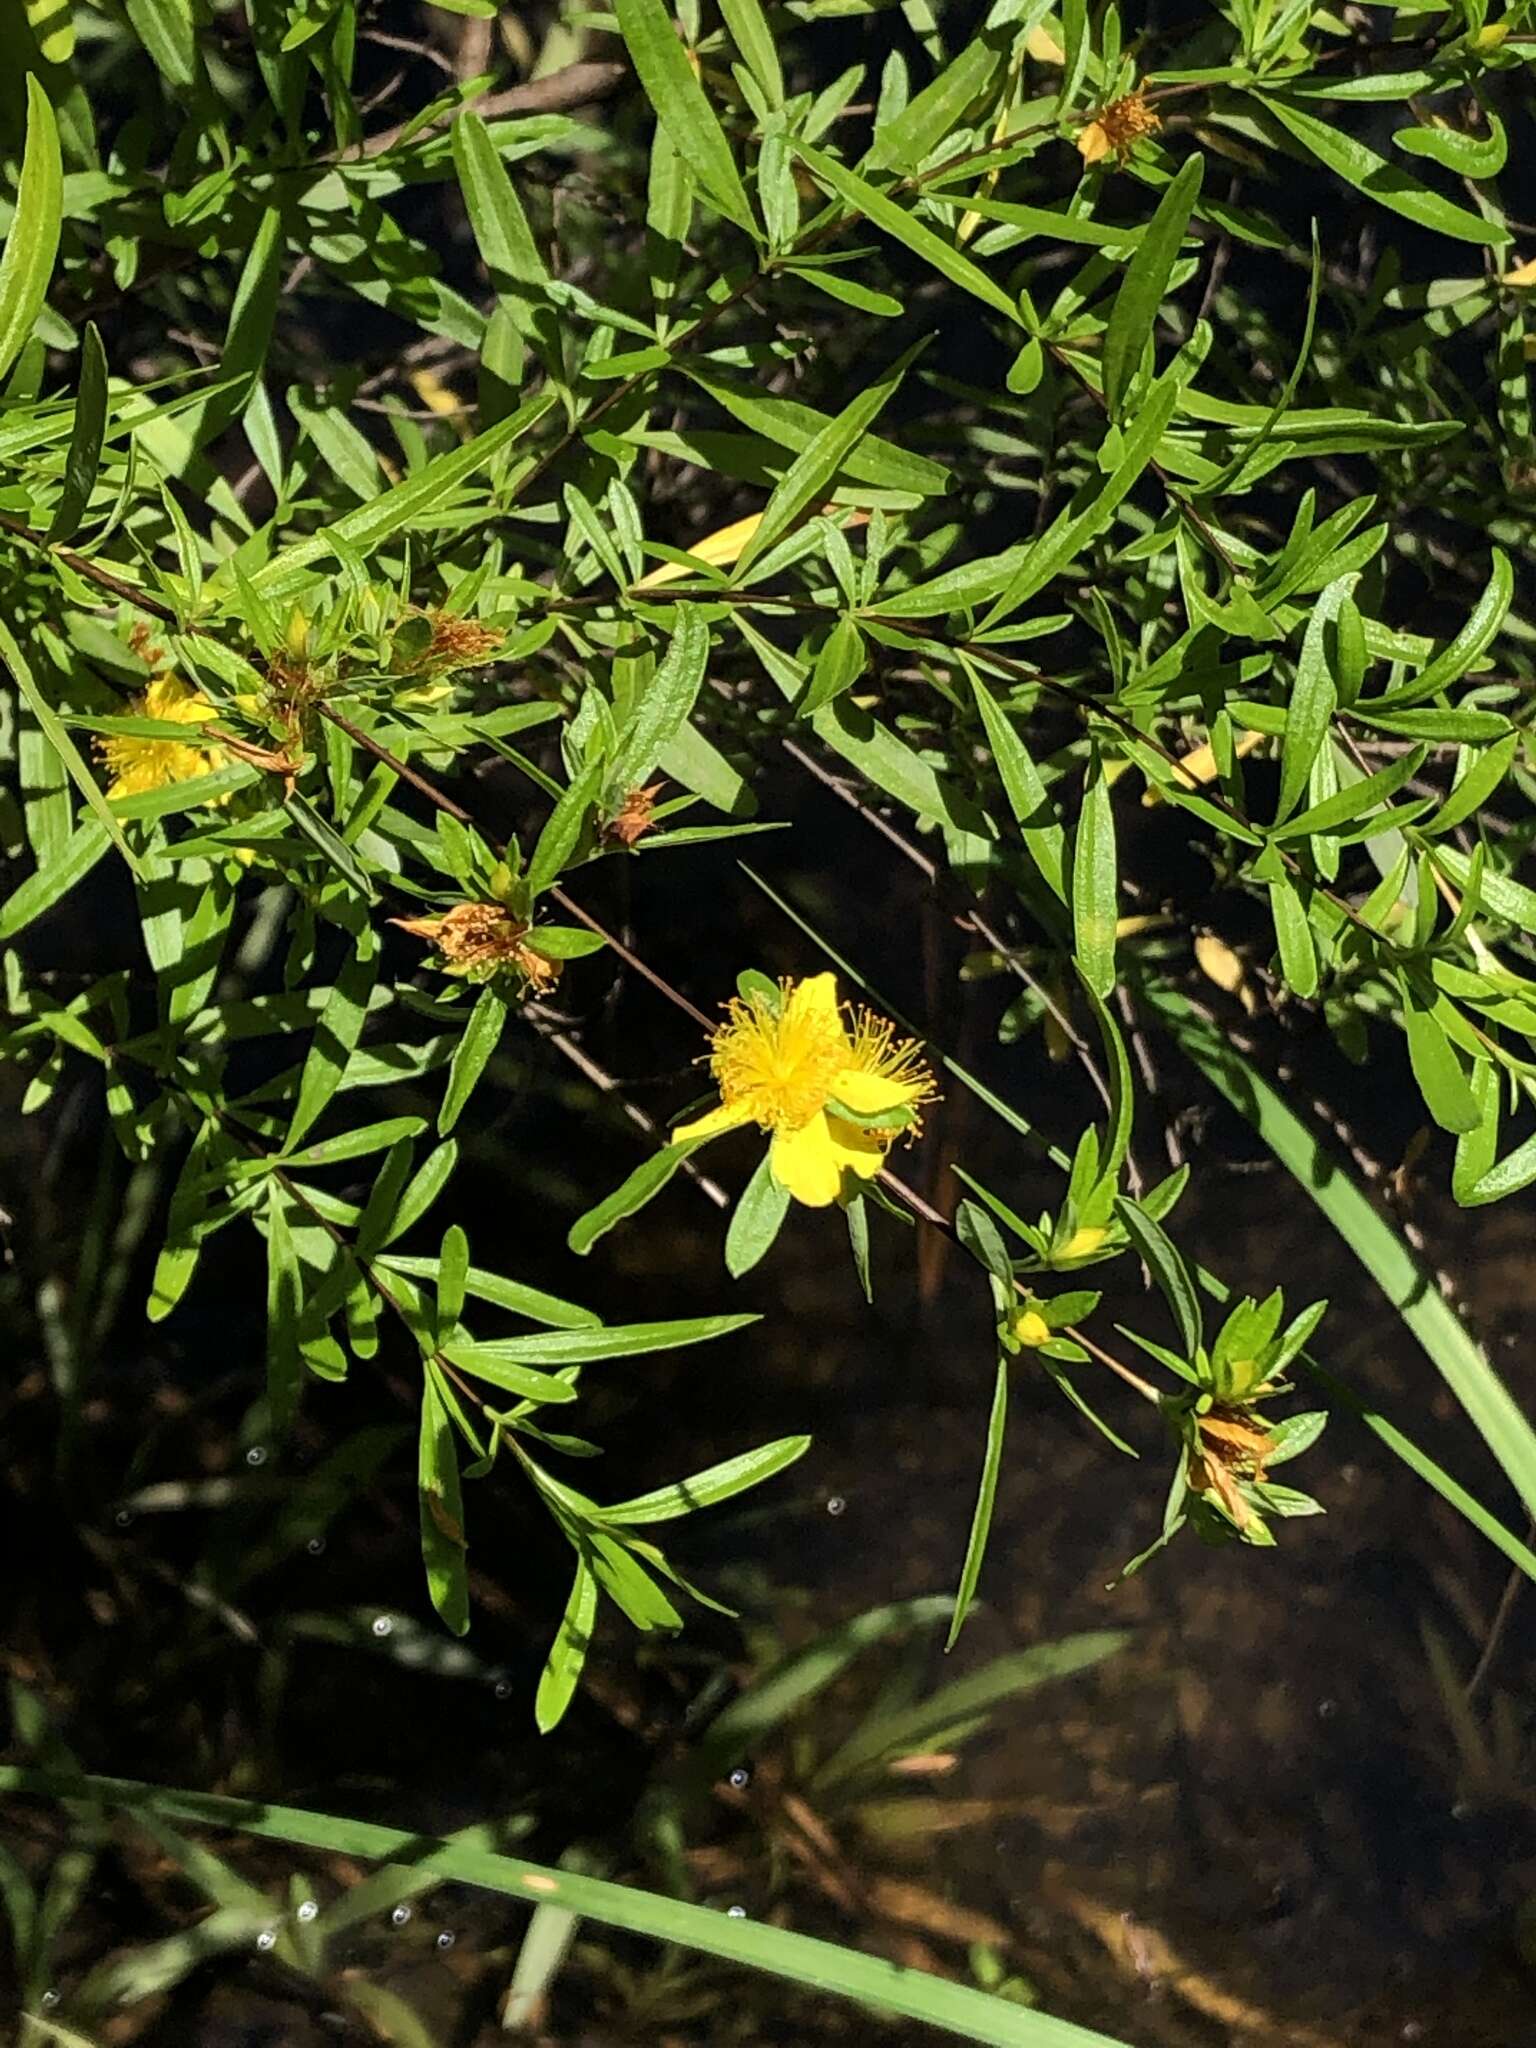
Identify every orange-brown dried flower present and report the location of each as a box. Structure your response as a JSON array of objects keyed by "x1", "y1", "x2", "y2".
[
  {"x1": 1185, "y1": 1405, "x2": 1278, "y2": 1531},
  {"x1": 396, "y1": 609, "x2": 505, "y2": 678},
  {"x1": 392, "y1": 901, "x2": 561, "y2": 993},
  {"x1": 603, "y1": 782, "x2": 664, "y2": 849},
  {"x1": 1078, "y1": 89, "x2": 1161, "y2": 166}
]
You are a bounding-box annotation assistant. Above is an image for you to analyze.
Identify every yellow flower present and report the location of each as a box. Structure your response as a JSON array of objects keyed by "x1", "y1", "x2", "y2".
[
  {"x1": 1012, "y1": 1307, "x2": 1051, "y2": 1348},
  {"x1": 97, "y1": 674, "x2": 223, "y2": 800},
  {"x1": 675, "y1": 973, "x2": 935, "y2": 1209},
  {"x1": 1059, "y1": 1223, "x2": 1109, "y2": 1259}
]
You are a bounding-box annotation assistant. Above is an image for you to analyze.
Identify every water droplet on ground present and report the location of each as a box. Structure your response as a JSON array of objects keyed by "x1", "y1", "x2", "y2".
[
  {"x1": 825, "y1": 1495, "x2": 846, "y2": 1517},
  {"x1": 40, "y1": 1990, "x2": 59, "y2": 2010},
  {"x1": 306, "y1": 1536, "x2": 326, "y2": 1555},
  {"x1": 114, "y1": 1509, "x2": 133, "y2": 1527},
  {"x1": 372, "y1": 1616, "x2": 393, "y2": 1638},
  {"x1": 391, "y1": 1904, "x2": 412, "y2": 1927},
  {"x1": 727, "y1": 1767, "x2": 751, "y2": 1790},
  {"x1": 246, "y1": 1446, "x2": 268, "y2": 1467},
  {"x1": 436, "y1": 1930, "x2": 455, "y2": 1950}
]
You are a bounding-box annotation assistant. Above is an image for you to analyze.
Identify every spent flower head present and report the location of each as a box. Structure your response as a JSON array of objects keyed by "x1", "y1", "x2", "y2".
[
  {"x1": 674, "y1": 972, "x2": 935, "y2": 1208},
  {"x1": 394, "y1": 902, "x2": 562, "y2": 993},
  {"x1": 1077, "y1": 88, "x2": 1161, "y2": 165}
]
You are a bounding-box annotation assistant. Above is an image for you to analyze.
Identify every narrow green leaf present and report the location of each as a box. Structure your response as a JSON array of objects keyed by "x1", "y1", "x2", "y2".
[
  {"x1": 1268, "y1": 875, "x2": 1318, "y2": 998},
  {"x1": 1115, "y1": 1199, "x2": 1202, "y2": 1356},
  {"x1": 725, "y1": 1150, "x2": 791, "y2": 1277},
  {"x1": 1375, "y1": 551, "x2": 1511, "y2": 709},
  {"x1": 526, "y1": 759, "x2": 603, "y2": 900},
  {"x1": 265, "y1": 1187, "x2": 303, "y2": 1432},
  {"x1": 718, "y1": 0, "x2": 784, "y2": 110},
  {"x1": 125, "y1": 0, "x2": 197, "y2": 86},
  {"x1": 613, "y1": 0, "x2": 756, "y2": 233},
  {"x1": 971, "y1": 674, "x2": 1066, "y2": 902},
  {"x1": 568, "y1": 1140, "x2": 702, "y2": 1255},
  {"x1": 1393, "y1": 114, "x2": 1506, "y2": 180},
  {"x1": 0, "y1": 78, "x2": 62, "y2": 387},
  {"x1": 1275, "y1": 578, "x2": 1350, "y2": 824},
  {"x1": 1071, "y1": 743, "x2": 1117, "y2": 1000},
  {"x1": 0, "y1": 618, "x2": 139, "y2": 876},
  {"x1": 535, "y1": 1562, "x2": 598, "y2": 1733},
  {"x1": 1399, "y1": 976, "x2": 1481, "y2": 1134},
  {"x1": 1102, "y1": 153, "x2": 1203, "y2": 420},
  {"x1": 600, "y1": 1435, "x2": 811, "y2": 1524},
  {"x1": 439, "y1": 986, "x2": 507, "y2": 1136},
  {"x1": 981, "y1": 371, "x2": 1181, "y2": 625},
  {"x1": 48, "y1": 323, "x2": 109, "y2": 543},
  {"x1": 946, "y1": 1354, "x2": 1009, "y2": 1651},
  {"x1": 798, "y1": 615, "x2": 866, "y2": 717},
  {"x1": 0, "y1": 818, "x2": 110, "y2": 940},
  {"x1": 247, "y1": 392, "x2": 557, "y2": 604},
  {"x1": 419, "y1": 1368, "x2": 470, "y2": 1635},
  {"x1": 1417, "y1": 737, "x2": 1515, "y2": 839},
  {"x1": 1271, "y1": 743, "x2": 1426, "y2": 842},
  {"x1": 287, "y1": 933, "x2": 379, "y2": 1150},
  {"x1": 447, "y1": 1313, "x2": 757, "y2": 1368},
  {"x1": 865, "y1": 29, "x2": 1006, "y2": 175},
  {"x1": 1260, "y1": 95, "x2": 1509, "y2": 247},
  {"x1": 794, "y1": 139, "x2": 1020, "y2": 323},
  {"x1": 609, "y1": 606, "x2": 710, "y2": 792},
  {"x1": 735, "y1": 342, "x2": 922, "y2": 580}
]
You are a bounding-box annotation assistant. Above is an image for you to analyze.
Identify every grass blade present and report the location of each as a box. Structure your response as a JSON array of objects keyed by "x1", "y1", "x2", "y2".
[{"x1": 0, "y1": 1767, "x2": 1134, "y2": 2048}]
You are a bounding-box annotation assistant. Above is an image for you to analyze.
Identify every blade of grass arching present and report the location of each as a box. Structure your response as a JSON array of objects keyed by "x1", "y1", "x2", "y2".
[
  {"x1": 740, "y1": 867, "x2": 1536, "y2": 1578},
  {"x1": 0, "y1": 1769, "x2": 1134, "y2": 2048},
  {"x1": 1150, "y1": 984, "x2": 1536, "y2": 1563}
]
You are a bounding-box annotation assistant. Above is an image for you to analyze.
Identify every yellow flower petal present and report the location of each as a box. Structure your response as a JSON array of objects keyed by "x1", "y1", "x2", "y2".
[
  {"x1": 1013, "y1": 1308, "x2": 1051, "y2": 1347},
  {"x1": 672, "y1": 1101, "x2": 753, "y2": 1145},
  {"x1": 770, "y1": 1111, "x2": 883, "y2": 1207},
  {"x1": 1077, "y1": 122, "x2": 1110, "y2": 165},
  {"x1": 1503, "y1": 255, "x2": 1536, "y2": 288},
  {"x1": 830, "y1": 1066, "x2": 920, "y2": 1116},
  {"x1": 782, "y1": 971, "x2": 843, "y2": 1033}
]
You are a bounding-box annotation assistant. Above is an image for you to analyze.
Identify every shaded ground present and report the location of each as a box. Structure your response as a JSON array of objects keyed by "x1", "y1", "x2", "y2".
[{"x1": 4, "y1": 779, "x2": 1536, "y2": 2048}]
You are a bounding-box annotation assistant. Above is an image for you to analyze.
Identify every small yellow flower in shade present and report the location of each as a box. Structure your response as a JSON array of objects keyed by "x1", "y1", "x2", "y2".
[
  {"x1": 1012, "y1": 1306, "x2": 1051, "y2": 1348},
  {"x1": 675, "y1": 973, "x2": 936, "y2": 1208},
  {"x1": 1077, "y1": 89, "x2": 1161, "y2": 166},
  {"x1": 1059, "y1": 1223, "x2": 1109, "y2": 1259},
  {"x1": 97, "y1": 674, "x2": 224, "y2": 801}
]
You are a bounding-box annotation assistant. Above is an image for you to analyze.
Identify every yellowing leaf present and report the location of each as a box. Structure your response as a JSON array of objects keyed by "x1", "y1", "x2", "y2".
[
  {"x1": 1194, "y1": 932, "x2": 1260, "y2": 1015},
  {"x1": 632, "y1": 512, "x2": 765, "y2": 588},
  {"x1": 1026, "y1": 24, "x2": 1065, "y2": 63},
  {"x1": 409, "y1": 369, "x2": 466, "y2": 419},
  {"x1": 1144, "y1": 728, "x2": 1263, "y2": 806},
  {"x1": 1503, "y1": 255, "x2": 1536, "y2": 288}
]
